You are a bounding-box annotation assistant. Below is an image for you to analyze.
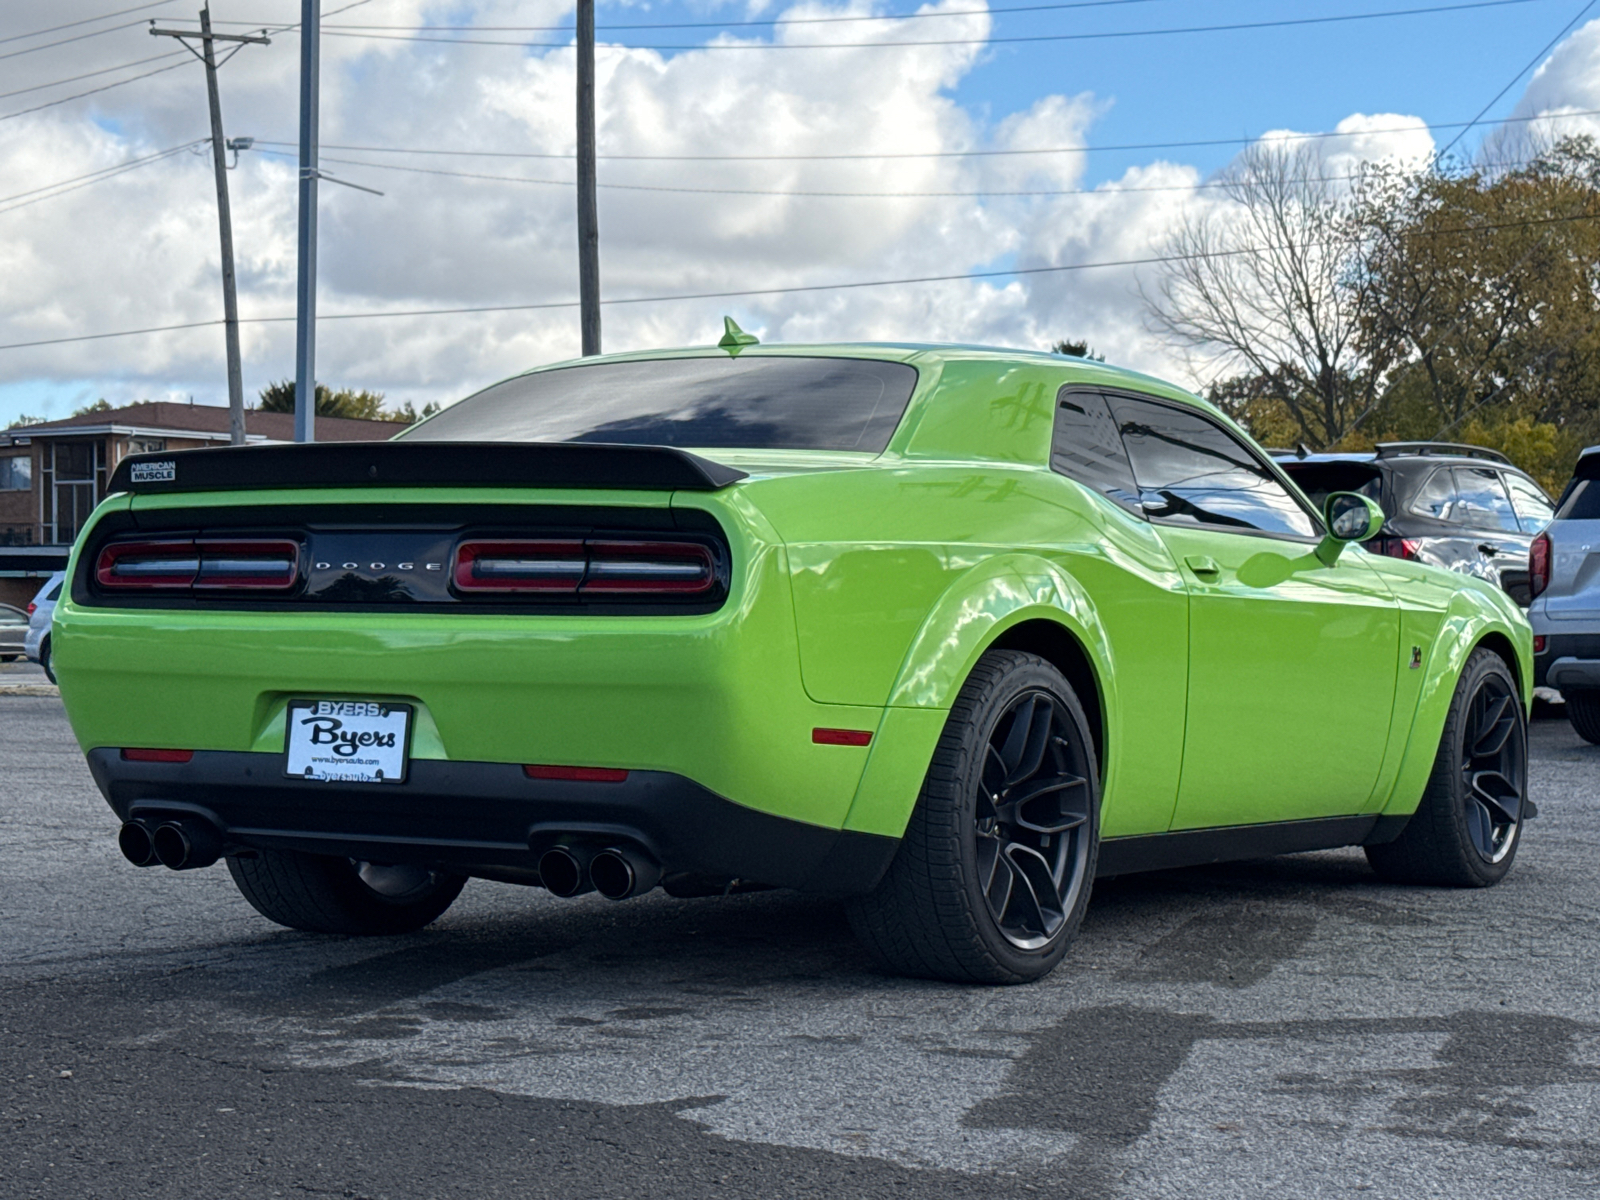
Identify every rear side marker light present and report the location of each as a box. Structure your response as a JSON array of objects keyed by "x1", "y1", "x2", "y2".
[
  {"x1": 1534, "y1": 635, "x2": 1547, "y2": 654},
  {"x1": 96, "y1": 539, "x2": 300, "y2": 592},
  {"x1": 121, "y1": 748, "x2": 194, "y2": 763},
  {"x1": 813, "y1": 728, "x2": 873, "y2": 747},
  {"x1": 454, "y1": 539, "x2": 716, "y2": 596},
  {"x1": 523, "y1": 764, "x2": 629, "y2": 782}
]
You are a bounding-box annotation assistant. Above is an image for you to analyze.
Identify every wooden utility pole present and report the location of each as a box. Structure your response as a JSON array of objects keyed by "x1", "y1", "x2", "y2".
[
  {"x1": 576, "y1": 0, "x2": 601, "y2": 356},
  {"x1": 151, "y1": 8, "x2": 269, "y2": 446}
]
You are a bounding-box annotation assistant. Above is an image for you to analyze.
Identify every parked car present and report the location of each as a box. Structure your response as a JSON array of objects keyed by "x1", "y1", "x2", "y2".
[
  {"x1": 55, "y1": 341, "x2": 1533, "y2": 985},
  {"x1": 25, "y1": 572, "x2": 64, "y2": 682},
  {"x1": 1274, "y1": 443, "x2": 1555, "y2": 605},
  {"x1": 0, "y1": 603, "x2": 26, "y2": 661},
  {"x1": 1528, "y1": 446, "x2": 1600, "y2": 742}
]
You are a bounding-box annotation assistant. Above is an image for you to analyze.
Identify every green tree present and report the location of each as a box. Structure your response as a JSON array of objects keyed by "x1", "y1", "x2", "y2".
[
  {"x1": 1050, "y1": 339, "x2": 1105, "y2": 361},
  {"x1": 73, "y1": 399, "x2": 115, "y2": 417},
  {"x1": 257, "y1": 380, "x2": 399, "y2": 422}
]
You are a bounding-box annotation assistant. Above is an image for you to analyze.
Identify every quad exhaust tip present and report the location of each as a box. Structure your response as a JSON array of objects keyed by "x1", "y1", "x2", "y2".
[
  {"x1": 590, "y1": 845, "x2": 661, "y2": 901},
  {"x1": 119, "y1": 818, "x2": 222, "y2": 871},
  {"x1": 537, "y1": 846, "x2": 595, "y2": 898}
]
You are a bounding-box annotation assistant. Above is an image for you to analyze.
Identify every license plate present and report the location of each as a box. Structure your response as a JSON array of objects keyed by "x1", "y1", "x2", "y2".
[{"x1": 285, "y1": 700, "x2": 411, "y2": 784}]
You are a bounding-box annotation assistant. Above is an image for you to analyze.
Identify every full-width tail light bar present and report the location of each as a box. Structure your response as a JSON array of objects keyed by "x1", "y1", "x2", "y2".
[
  {"x1": 454, "y1": 539, "x2": 717, "y2": 595},
  {"x1": 96, "y1": 539, "x2": 300, "y2": 592}
]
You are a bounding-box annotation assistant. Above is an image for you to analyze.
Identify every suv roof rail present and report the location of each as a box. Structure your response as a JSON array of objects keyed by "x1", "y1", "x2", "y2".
[{"x1": 1373, "y1": 441, "x2": 1511, "y2": 464}]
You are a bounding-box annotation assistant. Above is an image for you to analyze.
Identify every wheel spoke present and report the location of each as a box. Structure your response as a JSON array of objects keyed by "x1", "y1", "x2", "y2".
[
  {"x1": 981, "y1": 837, "x2": 1015, "y2": 917},
  {"x1": 1008, "y1": 775, "x2": 1090, "y2": 834},
  {"x1": 1005, "y1": 844, "x2": 1066, "y2": 938},
  {"x1": 1469, "y1": 770, "x2": 1522, "y2": 826},
  {"x1": 979, "y1": 744, "x2": 1008, "y2": 820},
  {"x1": 1465, "y1": 798, "x2": 1497, "y2": 858},
  {"x1": 1470, "y1": 694, "x2": 1516, "y2": 759}
]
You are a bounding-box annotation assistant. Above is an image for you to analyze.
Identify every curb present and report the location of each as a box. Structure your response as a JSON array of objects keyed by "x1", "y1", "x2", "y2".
[{"x1": 0, "y1": 684, "x2": 60, "y2": 696}]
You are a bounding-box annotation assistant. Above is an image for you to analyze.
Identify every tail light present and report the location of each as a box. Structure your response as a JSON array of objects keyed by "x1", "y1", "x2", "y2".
[
  {"x1": 1533, "y1": 635, "x2": 1547, "y2": 653},
  {"x1": 26, "y1": 603, "x2": 36, "y2": 615},
  {"x1": 96, "y1": 538, "x2": 299, "y2": 592},
  {"x1": 1530, "y1": 532, "x2": 1551, "y2": 600},
  {"x1": 453, "y1": 538, "x2": 716, "y2": 596},
  {"x1": 454, "y1": 540, "x2": 585, "y2": 593},
  {"x1": 1383, "y1": 538, "x2": 1421, "y2": 561}
]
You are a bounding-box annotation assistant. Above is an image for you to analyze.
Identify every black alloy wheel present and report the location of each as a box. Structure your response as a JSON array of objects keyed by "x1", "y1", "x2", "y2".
[
  {"x1": 1367, "y1": 647, "x2": 1527, "y2": 887},
  {"x1": 847, "y1": 649, "x2": 1100, "y2": 984},
  {"x1": 1459, "y1": 671, "x2": 1524, "y2": 864},
  {"x1": 974, "y1": 691, "x2": 1094, "y2": 949}
]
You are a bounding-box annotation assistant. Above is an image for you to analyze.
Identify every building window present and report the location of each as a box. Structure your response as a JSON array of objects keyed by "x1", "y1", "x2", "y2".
[
  {"x1": 0, "y1": 453, "x2": 29, "y2": 491},
  {"x1": 129, "y1": 438, "x2": 167, "y2": 454}
]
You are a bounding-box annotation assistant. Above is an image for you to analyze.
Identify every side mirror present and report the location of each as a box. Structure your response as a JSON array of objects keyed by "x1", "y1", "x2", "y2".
[{"x1": 1316, "y1": 492, "x2": 1384, "y2": 565}]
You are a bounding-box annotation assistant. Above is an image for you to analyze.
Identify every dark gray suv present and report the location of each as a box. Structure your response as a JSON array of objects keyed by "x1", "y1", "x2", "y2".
[{"x1": 1275, "y1": 442, "x2": 1554, "y2": 605}]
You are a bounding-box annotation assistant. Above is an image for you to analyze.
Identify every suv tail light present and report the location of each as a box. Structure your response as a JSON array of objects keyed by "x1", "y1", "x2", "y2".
[
  {"x1": 96, "y1": 538, "x2": 300, "y2": 592},
  {"x1": 1382, "y1": 538, "x2": 1421, "y2": 561},
  {"x1": 26, "y1": 602, "x2": 36, "y2": 615},
  {"x1": 1529, "y1": 532, "x2": 1551, "y2": 600},
  {"x1": 453, "y1": 538, "x2": 716, "y2": 596}
]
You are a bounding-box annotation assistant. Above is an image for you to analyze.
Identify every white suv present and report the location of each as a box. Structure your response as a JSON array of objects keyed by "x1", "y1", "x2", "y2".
[{"x1": 1529, "y1": 446, "x2": 1600, "y2": 742}]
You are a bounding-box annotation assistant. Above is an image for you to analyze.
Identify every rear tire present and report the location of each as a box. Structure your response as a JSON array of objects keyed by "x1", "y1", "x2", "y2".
[
  {"x1": 846, "y1": 650, "x2": 1099, "y2": 984},
  {"x1": 39, "y1": 637, "x2": 54, "y2": 684},
  {"x1": 1563, "y1": 690, "x2": 1600, "y2": 745},
  {"x1": 227, "y1": 849, "x2": 466, "y2": 935},
  {"x1": 1366, "y1": 648, "x2": 1527, "y2": 887}
]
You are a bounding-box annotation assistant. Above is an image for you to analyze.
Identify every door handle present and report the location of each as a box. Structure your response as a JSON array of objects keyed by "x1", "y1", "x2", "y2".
[{"x1": 1184, "y1": 554, "x2": 1221, "y2": 578}]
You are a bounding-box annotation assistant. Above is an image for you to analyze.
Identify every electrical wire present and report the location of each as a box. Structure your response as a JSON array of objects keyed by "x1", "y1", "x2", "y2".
[
  {"x1": 3, "y1": 210, "x2": 1596, "y2": 353},
  {"x1": 0, "y1": 19, "x2": 167, "y2": 62},
  {"x1": 0, "y1": 50, "x2": 189, "y2": 102},
  {"x1": 1437, "y1": 0, "x2": 1598, "y2": 158},
  {"x1": 250, "y1": 106, "x2": 1600, "y2": 164},
  {"x1": 0, "y1": 1, "x2": 183, "y2": 46},
  {"x1": 311, "y1": 0, "x2": 1554, "y2": 52},
  {"x1": 0, "y1": 140, "x2": 206, "y2": 214},
  {"x1": 0, "y1": 59, "x2": 195, "y2": 123}
]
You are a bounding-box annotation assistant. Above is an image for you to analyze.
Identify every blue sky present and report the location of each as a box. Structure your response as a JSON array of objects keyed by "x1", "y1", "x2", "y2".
[{"x1": 1, "y1": 0, "x2": 1598, "y2": 428}]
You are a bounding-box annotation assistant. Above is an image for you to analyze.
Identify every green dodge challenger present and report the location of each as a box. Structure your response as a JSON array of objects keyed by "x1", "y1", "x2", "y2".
[{"x1": 55, "y1": 335, "x2": 1534, "y2": 983}]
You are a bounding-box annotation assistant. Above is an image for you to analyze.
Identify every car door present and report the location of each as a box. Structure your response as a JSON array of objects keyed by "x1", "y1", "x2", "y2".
[
  {"x1": 1452, "y1": 467, "x2": 1526, "y2": 592},
  {"x1": 1105, "y1": 392, "x2": 1401, "y2": 830}
]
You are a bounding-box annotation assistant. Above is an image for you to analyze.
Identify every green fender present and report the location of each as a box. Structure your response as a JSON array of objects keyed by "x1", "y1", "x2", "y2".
[
  {"x1": 841, "y1": 553, "x2": 1114, "y2": 838},
  {"x1": 1376, "y1": 586, "x2": 1533, "y2": 820}
]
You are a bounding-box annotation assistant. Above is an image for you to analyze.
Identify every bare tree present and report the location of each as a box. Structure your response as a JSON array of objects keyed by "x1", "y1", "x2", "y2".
[{"x1": 1140, "y1": 140, "x2": 1385, "y2": 447}]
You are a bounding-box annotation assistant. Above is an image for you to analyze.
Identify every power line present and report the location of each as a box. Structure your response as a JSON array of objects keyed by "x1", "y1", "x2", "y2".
[
  {"x1": 0, "y1": 139, "x2": 206, "y2": 212},
  {"x1": 0, "y1": 50, "x2": 189, "y2": 102},
  {"x1": 0, "y1": 59, "x2": 196, "y2": 123},
  {"x1": 257, "y1": 147, "x2": 1538, "y2": 201},
  {"x1": 1437, "y1": 0, "x2": 1598, "y2": 158},
  {"x1": 311, "y1": 0, "x2": 1553, "y2": 51},
  {"x1": 0, "y1": 19, "x2": 164, "y2": 62},
  {"x1": 251, "y1": 106, "x2": 1600, "y2": 165},
  {"x1": 4, "y1": 209, "x2": 1596, "y2": 353},
  {"x1": 0, "y1": 1, "x2": 183, "y2": 47}
]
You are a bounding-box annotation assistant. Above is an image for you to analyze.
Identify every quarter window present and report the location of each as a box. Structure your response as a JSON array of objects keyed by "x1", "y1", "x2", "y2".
[
  {"x1": 1451, "y1": 468, "x2": 1519, "y2": 533},
  {"x1": 1408, "y1": 469, "x2": 1460, "y2": 522},
  {"x1": 1049, "y1": 389, "x2": 1141, "y2": 513},
  {"x1": 1504, "y1": 474, "x2": 1554, "y2": 533},
  {"x1": 1107, "y1": 395, "x2": 1318, "y2": 538}
]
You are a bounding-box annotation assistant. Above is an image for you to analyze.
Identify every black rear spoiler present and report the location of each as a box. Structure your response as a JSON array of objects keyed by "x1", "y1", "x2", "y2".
[{"x1": 107, "y1": 441, "x2": 748, "y2": 496}]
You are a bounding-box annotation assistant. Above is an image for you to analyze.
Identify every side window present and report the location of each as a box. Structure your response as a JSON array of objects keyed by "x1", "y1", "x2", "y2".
[
  {"x1": 1107, "y1": 394, "x2": 1318, "y2": 538},
  {"x1": 1408, "y1": 469, "x2": 1460, "y2": 522},
  {"x1": 1050, "y1": 389, "x2": 1141, "y2": 514},
  {"x1": 1504, "y1": 474, "x2": 1554, "y2": 533},
  {"x1": 1452, "y1": 468, "x2": 1519, "y2": 533}
]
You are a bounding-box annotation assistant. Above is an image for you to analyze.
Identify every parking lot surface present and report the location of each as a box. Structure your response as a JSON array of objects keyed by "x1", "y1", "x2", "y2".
[{"x1": 2, "y1": 692, "x2": 1597, "y2": 1199}]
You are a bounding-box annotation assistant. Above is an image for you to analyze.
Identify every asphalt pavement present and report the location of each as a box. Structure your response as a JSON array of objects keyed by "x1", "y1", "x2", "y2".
[{"x1": 2, "y1": 688, "x2": 1597, "y2": 1199}]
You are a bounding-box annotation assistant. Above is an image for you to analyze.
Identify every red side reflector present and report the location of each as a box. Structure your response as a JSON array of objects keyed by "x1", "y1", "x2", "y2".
[
  {"x1": 1533, "y1": 635, "x2": 1547, "y2": 654},
  {"x1": 813, "y1": 728, "x2": 873, "y2": 747},
  {"x1": 523, "y1": 764, "x2": 629, "y2": 782},
  {"x1": 121, "y1": 748, "x2": 194, "y2": 763}
]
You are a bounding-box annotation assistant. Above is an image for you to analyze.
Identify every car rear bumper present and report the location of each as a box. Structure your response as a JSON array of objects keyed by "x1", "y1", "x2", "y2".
[
  {"x1": 1531, "y1": 633, "x2": 1600, "y2": 690},
  {"x1": 86, "y1": 748, "x2": 900, "y2": 895}
]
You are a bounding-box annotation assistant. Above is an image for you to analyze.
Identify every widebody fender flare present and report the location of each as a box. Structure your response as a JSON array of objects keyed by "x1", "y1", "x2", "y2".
[
  {"x1": 1378, "y1": 587, "x2": 1532, "y2": 820},
  {"x1": 842, "y1": 554, "x2": 1115, "y2": 839}
]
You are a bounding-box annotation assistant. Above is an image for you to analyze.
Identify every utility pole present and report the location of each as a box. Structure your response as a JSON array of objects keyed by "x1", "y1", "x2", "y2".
[
  {"x1": 576, "y1": 0, "x2": 600, "y2": 356},
  {"x1": 294, "y1": 0, "x2": 320, "y2": 442},
  {"x1": 150, "y1": 7, "x2": 269, "y2": 447}
]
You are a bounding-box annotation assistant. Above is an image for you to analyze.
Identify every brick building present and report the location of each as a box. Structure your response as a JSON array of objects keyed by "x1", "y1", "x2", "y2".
[{"x1": 0, "y1": 401, "x2": 399, "y2": 608}]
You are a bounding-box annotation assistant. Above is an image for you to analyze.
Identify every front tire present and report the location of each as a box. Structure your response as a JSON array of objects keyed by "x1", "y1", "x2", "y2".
[
  {"x1": 1366, "y1": 648, "x2": 1527, "y2": 887},
  {"x1": 846, "y1": 650, "x2": 1100, "y2": 984},
  {"x1": 1563, "y1": 690, "x2": 1600, "y2": 745},
  {"x1": 227, "y1": 849, "x2": 466, "y2": 935}
]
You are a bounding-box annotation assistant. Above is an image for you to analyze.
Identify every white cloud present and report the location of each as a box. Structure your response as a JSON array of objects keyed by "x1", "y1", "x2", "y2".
[
  {"x1": 1485, "y1": 16, "x2": 1600, "y2": 164},
  {"x1": 0, "y1": 2, "x2": 1597, "y2": 427}
]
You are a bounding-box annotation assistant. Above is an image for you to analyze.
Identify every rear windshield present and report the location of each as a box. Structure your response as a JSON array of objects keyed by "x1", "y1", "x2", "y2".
[
  {"x1": 1277, "y1": 462, "x2": 1384, "y2": 513},
  {"x1": 402, "y1": 356, "x2": 919, "y2": 453},
  {"x1": 1556, "y1": 478, "x2": 1600, "y2": 521}
]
